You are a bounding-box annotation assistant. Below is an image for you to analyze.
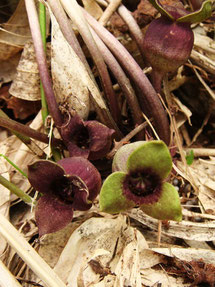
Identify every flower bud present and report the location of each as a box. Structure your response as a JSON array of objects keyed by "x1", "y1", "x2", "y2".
[{"x1": 143, "y1": 15, "x2": 194, "y2": 75}]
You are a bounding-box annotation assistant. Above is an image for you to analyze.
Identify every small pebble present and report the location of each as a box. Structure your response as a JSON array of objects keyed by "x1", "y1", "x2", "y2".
[{"x1": 173, "y1": 178, "x2": 179, "y2": 186}]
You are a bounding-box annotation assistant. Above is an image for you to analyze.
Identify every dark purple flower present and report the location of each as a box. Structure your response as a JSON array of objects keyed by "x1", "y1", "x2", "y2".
[
  {"x1": 142, "y1": 1, "x2": 212, "y2": 91},
  {"x1": 60, "y1": 114, "x2": 115, "y2": 160},
  {"x1": 28, "y1": 157, "x2": 101, "y2": 236}
]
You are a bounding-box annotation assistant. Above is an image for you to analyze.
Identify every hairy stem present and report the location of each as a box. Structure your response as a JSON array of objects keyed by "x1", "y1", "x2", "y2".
[
  {"x1": 46, "y1": 0, "x2": 91, "y2": 72},
  {"x1": 83, "y1": 10, "x2": 170, "y2": 144},
  {"x1": 0, "y1": 116, "x2": 64, "y2": 148},
  {"x1": 90, "y1": 28, "x2": 143, "y2": 130},
  {"x1": 0, "y1": 110, "x2": 46, "y2": 158},
  {"x1": 115, "y1": 3, "x2": 146, "y2": 60},
  {"x1": 25, "y1": 0, "x2": 63, "y2": 127},
  {"x1": 60, "y1": 0, "x2": 121, "y2": 126}
]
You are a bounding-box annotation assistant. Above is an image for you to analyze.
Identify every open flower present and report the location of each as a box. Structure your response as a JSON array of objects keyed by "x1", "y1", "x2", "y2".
[
  {"x1": 28, "y1": 157, "x2": 101, "y2": 236},
  {"x1": 143, "y1": 0, "x2": 212, "y2": 91},
  {"x1": 60, "y1": 114, "x2": 115, "y2": 160},
  {"x1": 99, "y1": 140, "x2": 182, "y2": 221}
]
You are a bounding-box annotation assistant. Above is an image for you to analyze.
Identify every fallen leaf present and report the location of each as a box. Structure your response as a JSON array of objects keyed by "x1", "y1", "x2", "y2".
[
  {"x1": 54, "y1": 215, "x2": 148, "y2": 286},
  {"x1": 50, "y1": 11, "x2": 90, "y2": 119},
  {"x1": 0, "y1": 53, "x2": 20, "y2": 88},
  {"x1": 9, "y1": 41, "x2": 44, "y2": 101},
  {"x1": 82, "y1": 0, "x2": 103, "y2": 20},
  {"x1": 127, "y1": 208, "x2": 215, "y2": 241},
  {"x1": 7, "y1": 97, "x2": 41, "y2": 120},
  {"x1": 0, "y1": 0, "x2": 31, "y2": 60},
  {"x1": 178, "y1": 159, "x2": 215, "y2": 212}
]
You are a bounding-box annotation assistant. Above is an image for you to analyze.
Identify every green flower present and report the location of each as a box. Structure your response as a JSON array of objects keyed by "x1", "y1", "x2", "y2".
[{"x1": 100, "y1": 140, "x2": 182, "y2": 221}]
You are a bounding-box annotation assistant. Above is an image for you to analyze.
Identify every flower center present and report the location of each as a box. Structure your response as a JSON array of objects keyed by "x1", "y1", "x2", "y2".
[
  {"x1": 73, "y1": 127, "x2": 90, "y2": 150},
  {"x1": 127, "y1": 170, "x2": 160, "y2": 197},
  {"x1": 51, "y1": 177, "x2": 76, "y2": 203},
  {"x1": 122, "y1": 168, "x2": 162, "y2": 205}
]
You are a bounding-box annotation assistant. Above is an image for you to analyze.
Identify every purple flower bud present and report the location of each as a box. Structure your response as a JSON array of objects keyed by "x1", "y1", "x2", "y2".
[{"x1": 143, "y1": 15, "x2": 194, "y2": 76}]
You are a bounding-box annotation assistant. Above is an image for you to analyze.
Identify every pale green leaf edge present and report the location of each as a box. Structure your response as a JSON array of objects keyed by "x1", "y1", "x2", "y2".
[
  {"x1": 140, "y1": 182, "x2": 182, "y2": 221},
  {"x1": 99, "y1": 172, "x2": 135, "y2": 214}
]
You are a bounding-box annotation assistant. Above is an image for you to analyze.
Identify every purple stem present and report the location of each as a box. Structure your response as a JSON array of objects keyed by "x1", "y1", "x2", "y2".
[
  {"x1": 117, "y1": 4, "x2": 146, "y2": 60},
  {"x1": 83, "y1": 9, "x2": 170, "y2": 144},
  {"x1": 60, "y1": 0, "x2": 121, "y2": 126},
  {"x1": 151, "y1": 69, "x2": 164, "y2": 94},
  {"x1": 25, "y1": 0, "x2": 63, "y2": 127},
  {"x1": 0, "y1": 116, "x2": 64, "y2": 147},
  {"x1": 90, "y1": 28, "x2": 144, "y2": 130},
  {"x1": 47, "y1": 0, "x2": 91, "y2": 72}
]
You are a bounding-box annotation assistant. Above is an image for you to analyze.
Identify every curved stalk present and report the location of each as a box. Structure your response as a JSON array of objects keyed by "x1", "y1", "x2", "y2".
[
  {"x1": 0, "y1": 110, "x2": 46, "y2": 158},
  {"x1": 90, "y1": 28, "x2": 143, "y2": 130},
  {"x1": 0, "y1": 116, "x2": 64, "y2": 148},
  {"x1": 25, "y1": 0, "x2": 63, "y2": 127},
  {"x1": 83, "y1": 9, "x2": 170, "y2": 144},
  {"x1": 59, "y1": 0, "x2": 121, "y2": 127},
  {"x1": 116, "y1": 4, "x2": 146, "y2": 60},
  {"x1": 46, "y1": 0, "x2": 91, "y2": 71}
]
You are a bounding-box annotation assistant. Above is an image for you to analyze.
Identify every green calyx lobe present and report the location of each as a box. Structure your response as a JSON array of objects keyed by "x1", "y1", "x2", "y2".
[
  {"x1": 140, "y1": 182, "x2": 182, "y2": 221},
  {"x1": 127, "y1": 141, "x2": 172, "y2": 180},
  {"x1": 148, "y1": 0, "x2": 212, "y2": 23},
  {"x1": 100, "y1": 172, "x2": 135, "y2": 213},
  {"x1": 99, "y1": 140, "x2": 182, "y2": 221}
]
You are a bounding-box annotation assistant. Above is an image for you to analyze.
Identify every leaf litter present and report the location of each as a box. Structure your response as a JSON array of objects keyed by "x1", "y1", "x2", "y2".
[{"x1": 0, "y1": 0, "x2": 215, "y2": 286}]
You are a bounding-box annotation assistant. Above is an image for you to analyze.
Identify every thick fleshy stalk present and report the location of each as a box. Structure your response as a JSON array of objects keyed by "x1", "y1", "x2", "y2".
[
  {"x1": 82, "y1": 9, "x2": 170, "y2": 145},
  {"x1": 0, "y1": 110, "x2": 46, "y2": 158},
  {"x1": 116, "y1": 3, "x2": 145, "y2": 59},
  {"x1": 25, "y1": 0, "x2": 63, "y2": 127},
  {"x1": 89, "y1": 28, "x2": 143, "y2": 131},
  {"x1": 46, "y1": 0, "x2": 91, "y2": 72},
  {"x1": 60, "y1": 0, "x2": 121, "y2": 127},
  {"x1": 0, "y1": 116, "x2": 64, "y2": 148}
]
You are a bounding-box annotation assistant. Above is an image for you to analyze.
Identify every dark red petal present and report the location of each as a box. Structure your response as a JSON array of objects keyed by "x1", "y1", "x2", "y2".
[
  {"x1": 58, "y1": 157, "x2": 101, "y2": 201},
  {"x1": 28, "y1": 160, "x2": 65, "y2": 194},
  {"x1": 60, "y1": 114, "x2": 84, "y2": 142},
  {"x1": 85, "y1": 121, "x2": 115, "y2": 160},
  {"x1": 35, "y1": 194, "x2": 74, "y2": 237},
  {"x1": 67, "y1": 142, "x2": 89, "y2": 159},
  {"x1": 67, "y1": 175, "x2": 92, "y2": 211}
]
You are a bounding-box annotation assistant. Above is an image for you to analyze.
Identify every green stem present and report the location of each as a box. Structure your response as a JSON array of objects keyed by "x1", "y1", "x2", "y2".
[
  {"x1": 39, "y1": 2, "x2": 49, "y2": 125},
  {"x1": 0, "y1": 175, "x2": 35, "y2": 206},
  {"x1": 0, "y1": 154, "x2": 27, "y2": 178}
]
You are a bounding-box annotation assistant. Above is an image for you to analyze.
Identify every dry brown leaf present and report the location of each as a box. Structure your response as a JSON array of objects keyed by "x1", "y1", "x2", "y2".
[
  {"x1": 0, "y1": 0, "x2": 31, "y2": 60},
  {"x1": 54, "y1": 215, "x2": 148, "y2": 286},
  {"x1": 82, "y1": 0, "x2": 103, "y2": 20},
  {"x1": 38, "y1": 222, "x2": 80, "y2": 268},
  {"x1": 0, "y1": 53, "x2": 20, "y2": 88},
  {"x1": 9, "y1": 41, "x2": 42, "y2": 101},
  {"x1": 173, "y1": 96, "x2": 192, "y2": 128},
  {"x1": 50, "y1": 11, "x2": 90, "y2": 119},
  {"x1": 127, "y1": 209, "x2": 215, "y2": 241},
  {"x1": 178, "y1": 159, "x2": 215, "y2": 212},
  {"x1": 141, "y1": 267, "x2": 187, "y2": 286},
  {"x1": 151, "y1": 247, "x2": 215, "y2": 265}
]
